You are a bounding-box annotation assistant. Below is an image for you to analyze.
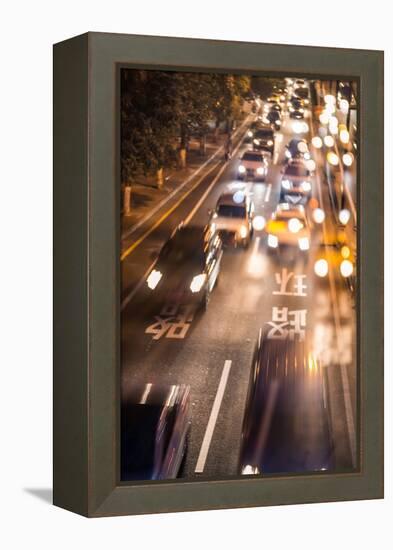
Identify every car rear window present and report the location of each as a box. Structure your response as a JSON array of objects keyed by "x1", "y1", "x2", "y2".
[
  {"x1": 217, "y1": 204, "x2": 246, "y2": 218},
  {"x1": 242, "y1": 152, "x2": 263, "y2": 161}
]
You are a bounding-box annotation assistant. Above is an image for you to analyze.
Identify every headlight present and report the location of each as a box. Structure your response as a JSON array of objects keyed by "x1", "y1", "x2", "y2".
[
  {"x1": 285, "y1": 150, "x2": 292, "y2": 158},
  {"x1": 301, "y1": 181, "x2": 311, "y2": 192},
  {"x1": 288, "y1": 218, "x2": 303, "y2": 233},
  {"x1": 256, "y1": 166, "x2": 265, "y2": 175},
  {"x1": 299, "y1": 108, "x2": 304, "y2": 113},
  {"x1": 314, "y1": 259, "x2": 328, "y2": 277},
  {"x1": 289, "y1": 106, "x2": 294, "y2": 112},
  {"x1": 190, "y1": 273, "x2": 207, "y2": 293},
  {"x1": 253, "y1": 138, "x2": 260, "y2": 145},
  {"x1": 298, "y1": 237, "x2": 310, "y2": 250},
  {"x1": 238, "y1": 165, "x2": 246, "y2": 173},
  {"x1": 282, "y1": 179, "x2": 291, "y2": 190},
  {"x1": 247, "y1": 130, "x2": 253, "y2": 138},
  {"x1": 239, "y1": 225, "x2": 248, "y2": 239},
  {"x1": 146, "y1": 269, "x2": 162, "y2": 290},
  {"x1": 304, "y1": 152, "x2": 311, "y2": 160},
  {"x1": 242, "y1": 465, "x2": 260, "y2": 475},
  {"x1": 267, "y1": 234, "x2": 278, "y2": 248},
  {"x1": 267, "y1": 140, "x2": 273, "y2": 146},
  {"x1": 276, "y1": 120, "x2": 281, "y2": 125},
  {"x1": 340, "y1": 260, "x2": 353, "y2": 278}
]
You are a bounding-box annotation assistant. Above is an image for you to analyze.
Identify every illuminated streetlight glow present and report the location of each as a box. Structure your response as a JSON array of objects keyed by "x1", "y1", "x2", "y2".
[
  {"x1": 340, "y1": 259, "x2": 354, "y2": 278},
  {"x1": 314, "y1": 259, "x2": 329, "y2": 277},
  {"x1": 324, "y1": 94, "x2": 336, "y2": 105},
  {"x1": 327, "y1": 151, "x2": 339, "y2": 166},
  {"x1": 312, "y1": 136, "x2": 323, "y2": 148},
  {"x1": 339, "y1": 128, "x2": 350, "y2": 144},
  {"x1": 312, "y1": 208, "x2": 325, "y2": 224},
  {"x1": 252, "y1": 215, "x2": 266, "y2": 231},
  {"x1": 339, "y1": 209, "x2": 351, "y2": 225},
  {"x1": 342, "y1": 152, "x2": 354, "y2": 167}
]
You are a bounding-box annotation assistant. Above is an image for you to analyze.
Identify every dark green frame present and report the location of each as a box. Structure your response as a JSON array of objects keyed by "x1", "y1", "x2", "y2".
[{"x1": 53, "y1": 32, "x2": 384, "y2": 517}]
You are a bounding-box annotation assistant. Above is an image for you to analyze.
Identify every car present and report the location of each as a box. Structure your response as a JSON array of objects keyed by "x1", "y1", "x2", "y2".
[
  {"x1": 313, "y1": 241, "x2": 356, "y2": 293},
  {"x1": 238, "y1": 150, "x2": 269, "y2": 181},
  {"x1": 284, "y1": 138, "x2": 311, "y2": 162},
  {"x1": 244, "y1": 120, "x2": 264, "y2": 143},
  {"x1": 293, "y1": 85, "x2": 310, "y2": 105},
  {"x1": 280, "y1": 159, "x2": 312, "y2": 202},
  {"x1": 266, "y1": 109, "x2": 281, "y2": 130},
  {"x1": 269, "y1": 102, "x2": 282, "y2": 113},
  {"x1": 239, "y1": 330, "x2": 335, "y2": 476},
  {"x1": 265, "y1": 203, "x2": 311, "y2": 252},
  {"x1": 211, "y1": 191, "x2": 254, "y2": 248},
  {"x1": 145, "y1": 224, "x2": 222, "y2": 309},
  {"x1": 121, "y1": 383, "x2": 191, "y2": 481},
  {"x1": 252, "y1": 126, "x2": 275, "y2": 155}
]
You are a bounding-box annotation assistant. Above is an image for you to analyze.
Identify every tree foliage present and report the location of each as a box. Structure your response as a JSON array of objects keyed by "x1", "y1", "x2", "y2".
[{"x1": 121, "y1": 70, "x2": 251, "y2": 184}]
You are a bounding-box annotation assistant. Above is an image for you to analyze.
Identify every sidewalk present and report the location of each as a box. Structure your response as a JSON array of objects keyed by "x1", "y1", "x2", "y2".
[{"x1": 121, "y1": 111, "x2": 253, "y2": 241}]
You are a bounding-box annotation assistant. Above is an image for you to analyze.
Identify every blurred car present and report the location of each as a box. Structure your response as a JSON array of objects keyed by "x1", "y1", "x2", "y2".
[
  {"x1": 121, "y1": 384, "x2": 191, "y2": 481},
  {"x1": 145, "y1": 224, "x2": 222, "y2": 309},
  {"x1": 313, "y1": 241, "x2": 356, "y2": 292},
  {"x1": 269, "y1": 102, "x2": 282, "y2": 113},
  {"x1": 280, "y1": 159, "x2": 312, "y2": 202},
  {"x1": 252, "y1": 126, "x2": 275, "y2": 155},
  {"x1": 284, "y1": 138, "x2": 311, "y2": 162},
  {"x1": 289, "y1": 106, "x2": 305, "y2": 119},
  {"x1": 244, "y1": 120, "x2": 264, "y2": 143},
  {"x1": 266, "y1": 109, "x2": 281, "y2": 131},
  {"x1": 239, "y1": 331, "x2": 334, "y2": 476},
  {"x1": 265, "y1": 203, "x2": 311, "y2": 252},
  {"x1": 293, "y1": 85, "x2": 310, "y2": 105},
  {"x1": 238, "y1": 150, "x2": 269, "y2": 181},
  {"x1": 211, "y1": 192, "x2": 254, "y2": 248}
]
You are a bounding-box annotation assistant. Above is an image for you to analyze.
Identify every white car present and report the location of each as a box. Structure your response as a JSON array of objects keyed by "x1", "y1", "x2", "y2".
[
  {"x1": 238, "y1": 151, "x2": 269, "y2": 181},
  {"x1": 211, "y1": 192, "x2": 254, "y2": 248},
  {"x1": 265, "y1": 203, "x2": 311, "y2": 252}
]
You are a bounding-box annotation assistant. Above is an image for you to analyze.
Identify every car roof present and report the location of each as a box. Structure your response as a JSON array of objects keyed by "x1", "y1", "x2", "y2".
[{"x1": 217, "y1": 192, "x2": 248, "y2": 206}]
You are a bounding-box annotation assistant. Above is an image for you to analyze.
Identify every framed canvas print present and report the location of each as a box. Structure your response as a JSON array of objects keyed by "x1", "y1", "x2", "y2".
[{"x1": 53, "y1": 32, "x2": 384, "y2": 517}]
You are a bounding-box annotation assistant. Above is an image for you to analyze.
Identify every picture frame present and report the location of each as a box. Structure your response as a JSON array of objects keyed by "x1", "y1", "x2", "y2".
[{"x1": 53, "y1": 32, "x2": 383, "y2": 517}]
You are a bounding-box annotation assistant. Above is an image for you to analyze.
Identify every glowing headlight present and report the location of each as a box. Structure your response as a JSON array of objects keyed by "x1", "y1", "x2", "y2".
[
  {"x1": 253, "y1": 138, "x2": 260, "y2": 145},
  {"x1": 289, "y1": 106, "x2": 294, "y2": 112},
  {"x1": 338, "y1": 208, "x2": 351, "y2": 225},
  {"x1": 299, "y1": 108, "x2": 304, "y2": 113},
  {"x1": 146, "y1": 269, "x2": 162, "y2": 290},
  {"x1": 282, "y1": 179, "x2": 291, "y2": 190},
  {"x1": 238, "y1": 165, "x2": 246, "y2": 174},
  {"x1": 342, "y1": 152, "x2": 354, "y2": 167},
  {"x1": 298, "y1": 237, "x2": 310, "y2": 250},
  {"x1": 288, "y1": 218, "x2": 302, "y2": 233},
  {"x1": 340, "y1": 260, "x2": 353, "y2": 278},
  {"x1": 312, "y1": 208, "x2": 325, "y2": 224},
  {"x1": 239, "y1": 225, "x2": 248, "y2": 239},
  {"x1": 190, "y1": 273, "x2": 207, "y2": 293},
  {"x1": 314, "y1": 258, "x2": 328, "y2": 277},
  {"x1": 304, "y1": 152, "x2": 311, "y2": 160},
  {"x1": 267, "y1": 140, "x2": 274, "y2": 146},
  {"x1": 242, "y1": 465, "x2": 260, "y2": 475},
  {"x1": 275, "y1": 120, "x2": 281, "y2": 125},
  {"x1": 247, "y1": 130, "x2": 253, "y2": 138},
  {"x1": 256, "y1": 166, "x2": 265, "y2": 175},
  {"x1": 285, "y1": 149, "x2": 292, "y2": 158},
  {"x1": 301, "y1": 181, "x2": 311, "y2": 192},
  {"x1": 267, "y1": 234, "x2": 278, "y2": 248},
  {"x1": 312, "y1": 136, "x2": 323, "y2": 149}
]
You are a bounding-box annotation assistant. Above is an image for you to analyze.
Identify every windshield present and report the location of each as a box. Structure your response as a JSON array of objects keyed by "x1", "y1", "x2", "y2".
[
  {"x1": 159, "y1": 236, "x2": 204, "y2": 266},
  {"x1": 284, "y1": 165, "x2": 308, "y2": 177},
  {"x1": 255, "y1": 129, "x2": 273, "y2": 139},
  {"x1": 217, "y1": 204, "x2": 246, "y2": 218},
  {"x1": 242, "y1": 153, "x2": 263, "y2": 162},
  {"x1": 295, "y1": 88, "x2": 309, "y2": 99}
]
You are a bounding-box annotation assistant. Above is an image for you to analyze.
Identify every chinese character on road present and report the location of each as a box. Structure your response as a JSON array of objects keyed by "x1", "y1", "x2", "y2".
[
  {"x1": 267, "y1": 306, "x2": 307, "y2": 341},
  {"x1": 145, "y1": 304, "x2": 195, "y2": 340},
  {"x1": 273, "y1": 268, "x2": 307, "y2": 297}
]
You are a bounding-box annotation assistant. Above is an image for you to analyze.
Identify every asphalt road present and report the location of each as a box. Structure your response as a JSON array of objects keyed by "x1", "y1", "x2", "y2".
[{"x1": 120, "y1": 102, "x2": 357, "y2": 479}]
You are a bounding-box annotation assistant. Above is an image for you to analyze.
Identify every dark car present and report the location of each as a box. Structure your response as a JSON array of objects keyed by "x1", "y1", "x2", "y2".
[
  {"x1": 244, "y1": 120, "x2": 264, "y2": 143},
  {"x1": 239, "y1": 331, "x2": 335, "y2": 476},
  {"x1": 293, "y1": 86, "x2": 310, "y2": 105},
  {"x1": 121, "y1": 384, "x2": 191, "y2": 481},
  {"x1": 145, "y1": 224, "x2": 222, "y2": 310},
  {"x1": 280, "y1": 159, "x2": 312, "y2": 202},
  {"x1": 252, "y1": 126, "x2": 275, "y2": 155},
  {"x1": 266, "y1": 109, "x2": 281, "y2": 131},
  {"x1": 285, "y1": 138, "x2": 310, "y2": 162}
]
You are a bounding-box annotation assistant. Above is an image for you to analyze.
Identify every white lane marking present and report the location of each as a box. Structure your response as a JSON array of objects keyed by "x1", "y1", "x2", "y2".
[
  {"x1": 264, "y1": 183, "x2": 272, "y2": 203},
  {"x1": 310, "y1": 119, "x2": 356, "y2": 466},
  {"x1": 140, "y1": 383, "x2": 152, "y2": 404},
  {"x1": 194, "y1": 360, "x2": 232, "y2": 473}
]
